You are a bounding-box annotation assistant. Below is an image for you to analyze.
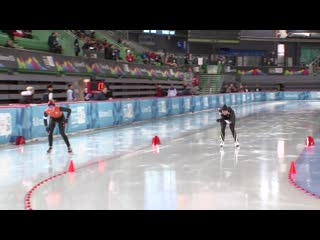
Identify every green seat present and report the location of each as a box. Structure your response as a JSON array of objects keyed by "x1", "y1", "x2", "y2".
[
  {"x1": 15, "y1": 37, "x2": 49, "y2": 51},
  {"x1": 0, "y1": 33, "x2": 9, "y2": 46}
]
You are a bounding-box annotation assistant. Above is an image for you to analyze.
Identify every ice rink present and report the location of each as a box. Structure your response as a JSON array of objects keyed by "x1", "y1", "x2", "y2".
[{"x1": 1, "y1": 100, "x2": 320, "y2": 209}]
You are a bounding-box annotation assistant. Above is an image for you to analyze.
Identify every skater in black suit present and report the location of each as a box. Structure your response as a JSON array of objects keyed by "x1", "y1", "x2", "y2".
[{"x1": 216, "y1": 105, "x2": 239, "y2": 147}]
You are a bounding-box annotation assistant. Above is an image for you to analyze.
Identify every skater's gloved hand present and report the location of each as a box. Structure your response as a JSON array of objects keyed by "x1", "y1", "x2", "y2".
[
  {"x1": 225, "y1": 120, "x2": 231, "y2": 124},
  {"x1": 216, "y1": 118, "x2": 221, "y2": 122}
]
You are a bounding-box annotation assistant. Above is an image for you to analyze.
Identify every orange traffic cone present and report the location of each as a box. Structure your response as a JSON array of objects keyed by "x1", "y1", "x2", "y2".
[
  {"x1": 306, "y1": 136, "x2": 315, "y2": 147},
  {"x1": 289, "y1": 161, "x2": 296, "y2": 175},
  {"x1": 16, "y1": 136, "x2": 25, "y2": 145},
  {"x1": 68, "y1": 160, "x2": 75, "y2": 172},
  {"x1": 152, "y1": 136, "x2": 160, "y2": 146}
]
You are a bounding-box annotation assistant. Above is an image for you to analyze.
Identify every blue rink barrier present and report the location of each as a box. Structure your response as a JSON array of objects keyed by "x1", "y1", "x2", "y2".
[{"x1": 0, "y1": 91, "x2": 318, "y2": 145}]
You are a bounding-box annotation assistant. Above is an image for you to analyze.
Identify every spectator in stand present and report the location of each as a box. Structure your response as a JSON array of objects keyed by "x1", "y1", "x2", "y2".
[
  {"x1": 279, "y1": 83, "x2": 285, "y2": 91},
  {"x1": 22, "y1": 30, "x2": 32, "y2": 39},
  {"x1": 74, "y1": 39, "x2": 80, "y2": 56},
  {"x1": 141, "y1": 51, "x2": 150, "y2": 64},
  {"x1": 83, "y1": 88, "x2": 92, "y2": 101},
  {"x1": 149, "y1": 51, "x2": 156, "y2": 64},
  {"x1": 42, "y1": 85, "x2": 54, "y2": 103},
  {"x1": 82, "y1": 39, "x2": 94, "y2": 57},
  {"x1": 126, "y1": 50, "x2": 135, "y2": 63},
  {"x1": 90, "y1": 31, "x2": 96, "y2": 40},
  {"x1": 172, "y1": 55, "x2": 178, "y2": 67},
  {"x1": 20, "y1": 86, "x2": 34, "y2": 104},
  {"x1": 180, "y1": 84, "x2": 192, "y2": 96},
  {"x1": 255, "y1": 85, "x2": 262, "y2": 92},
  {"x1": 102, "y1": 40, "x2": 108, "y2": 48},
  {"x1": 93, "y1": 87, "x2": 113, "y2": 100},
  {"x1": 192, "y1": 75, "x2": 199, "y2": 86},
  {"x1": 221, "y1": 83, "x2": 229, "y2": 93},
  {"x1": 238, "y1": 83, "x2": 246, "y2": 92},
  {"x1": 184, "y1": 56, "x2": 188, "y2": 65},
  {"x1": 226, "y1": 83, "x2": 237, "y2": 93},
  {"x1": 4, "y1": 40, "x2": 18, "y2": 48},
  {"x1": 184, "y1": 53, "x2": 191, "y2": 65},
  {"x1": 80, "y1": 30, "x2": 86, "y2": 37},
  {"x1": 3, "y1": 30, "x2": 15, "y2": 41},
  {"x1": 155, "y1": 55, "x2": 162, "y2": 66},
  {"x1": 191, "y1": 84, "x2": 200, "y2": 95},
  {"x1": 112, "y1": 47, "x2": 120, "y2": 61},
  {"x1": 104, "y1": 43, "x2": 113, "y2": 60},
  {"x1": 95, "y1": 40, "x2": 104, "y2": 51},
  {"x1": 67, "y1": 84, "x2": 76, "y2": 101},
  {"x1": 167, "y1": 84, "x2": 177, "y2": 97},
  {"x1": 48, "y1": 32, "x2": 62, "y2": 54},
  {"x1": 156, "y1": 85, "x2": 163, "y2": 97},
  {"x1": 13, "y1": 30, "x2": 25, "y2": 38},
  {"x1": 244, "y1": 85, "x2": 249, "y2": 92},
  {"x1": 82, "y1": 39, "x2": 91, "y2": 50}
]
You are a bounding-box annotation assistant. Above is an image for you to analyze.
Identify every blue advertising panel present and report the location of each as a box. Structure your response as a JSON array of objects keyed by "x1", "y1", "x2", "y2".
[
  {"x1": 202, "y1": 96, "x2": 209, "y2": 110},
  {"x1": 236, "y1": 93, "x2": 242, "y2": 105},
  {"x1": 182, "y1": 97, "x2": 191, "y2": 113},
  {"x1": 241, "y1": 93, "x2": 247, "y2": 104},
  {"x1": 249, "y1": 92, "x2": 255, "y2": 102},
  {"x1": 67, "y1": 103, "x2": 88, "y2": 133},
  {"x1": 224, "y1": 94, "x2": 231, "y2": 106},
  {"x1": 156, "y1": 99, "x2": 168, "y2": 118},
  {"x1": 137, "y1": 99, "x2": 153, "y2": 121},
  {"x1": 309, "y1": 91, "x2": 320, "y2": 100},
  {"x1": 254, "y1": 92, "x2": 263, "y2": 102},
  {"x1": 193, "y1": 96, "x2": 202, "y2": 112},
  {"x1": 282, "y1": 92, "x2": 300, "y2": 100},
  {"x1": 299, "y1": 91, "x2": 310, "y2": 100},
  {"x1": 120, "y1": 101, "x2": 137, "y2": 124},
  {"x1": 0, "y1": 108, "x2": 23, "y2": 144},
  {"x1": 169, "y1": 97, "x2": 181, "y2": 115},
  {"x1": 208, "y1": 95, "x2": 217, "y2": 109},
  {"x1": 217, "y1": 94, "x2": 224, "y2": 107},
  {"x1": 95, "y1": 102, "x2": 115, "y2": 128},
  {"x1": 265, "y1": 92, "x2": 279, "y2": 101},
  {"x1": 30, "y1": 105, "x2": 48, "y2": 139},
  {"x1": 230, "y1": 93, "x2": 237, "y2": 105},
  {"x1": 21, "y1": 106, "x2": 32, "y2": 139}
]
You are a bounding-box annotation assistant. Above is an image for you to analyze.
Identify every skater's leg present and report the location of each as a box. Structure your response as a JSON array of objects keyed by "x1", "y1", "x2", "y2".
[
  {"x1": 230, "y1": 123, "x2": 239, "y2": 146},
  {"x1": 58, "y1": 119, "x2": 71, "y2": 147},
  {"x1": 229, "y1": 123, "x2": 237, "y2": 141},
  {"x1": 220, "y1": 121, "x2": 226, "y2": 141},
  {"x1": 220, "y1": 121, "x2": 226, "y2": 146},
  {"x1": 47, "y1": 119, "x2": 56, "y2": 153}
]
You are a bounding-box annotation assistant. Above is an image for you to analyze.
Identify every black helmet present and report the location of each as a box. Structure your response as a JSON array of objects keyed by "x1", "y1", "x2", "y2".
[
  {"x1": 221, "y1": 105, "x2": 228, "y2": 111},
  {"x1": 48, "y1": 100, "x2": 56, "y2": 106}
]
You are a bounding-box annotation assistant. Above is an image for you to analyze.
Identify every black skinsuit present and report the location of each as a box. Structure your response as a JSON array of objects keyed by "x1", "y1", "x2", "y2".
[{"x1": 217, "y1": 106, "x2": 237, "y2": 142}]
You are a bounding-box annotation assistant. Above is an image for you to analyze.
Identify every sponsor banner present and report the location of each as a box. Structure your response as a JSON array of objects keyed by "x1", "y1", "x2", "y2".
[{"x1": 0, "y1": 48, "x2": 185, "y2": 79}]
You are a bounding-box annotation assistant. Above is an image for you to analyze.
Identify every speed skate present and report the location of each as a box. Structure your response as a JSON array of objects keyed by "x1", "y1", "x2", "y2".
[{"x1": 220, "y1": 140, "x2": 240, "y2": 149}]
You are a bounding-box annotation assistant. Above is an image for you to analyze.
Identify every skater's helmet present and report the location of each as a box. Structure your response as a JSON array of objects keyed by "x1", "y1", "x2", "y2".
[
  {"x1": 48, "y1": 100, "x2": 56, "y2": 108},
  {"x1": 221, "y1": 105, "x2": 228, "y2": 111}
]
